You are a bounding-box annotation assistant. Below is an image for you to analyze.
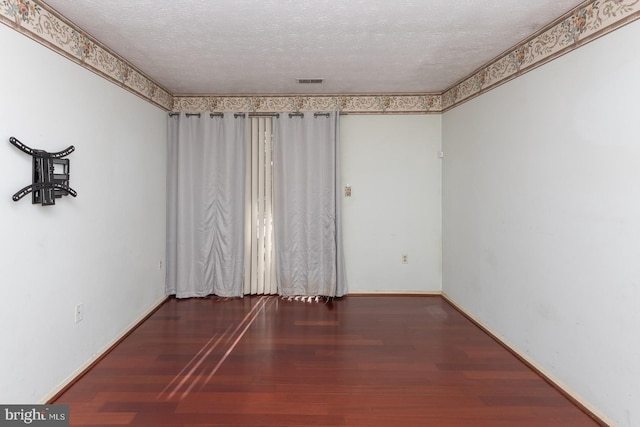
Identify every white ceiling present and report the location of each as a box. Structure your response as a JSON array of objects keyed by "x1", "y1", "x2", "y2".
[{"x1": 42, "y1": 0, "x2": 585, "y2": 95}]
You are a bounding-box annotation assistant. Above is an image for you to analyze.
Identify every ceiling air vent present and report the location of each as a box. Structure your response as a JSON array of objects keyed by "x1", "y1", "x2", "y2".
[{"x1": 296, "y1": 78, "x2": 324, "y2": 84}]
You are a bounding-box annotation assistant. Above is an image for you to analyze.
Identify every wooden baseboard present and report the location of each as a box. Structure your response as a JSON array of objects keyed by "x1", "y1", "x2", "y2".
[
  {"x1": 441, "y1": 292, "x2": 612, "y2": 427},
  {"x1": 346, "y1": 290, "x2": 442, "y2": 296},
  {"x1": 44, "y1": 296, "x2": 169, "y2": 404}
]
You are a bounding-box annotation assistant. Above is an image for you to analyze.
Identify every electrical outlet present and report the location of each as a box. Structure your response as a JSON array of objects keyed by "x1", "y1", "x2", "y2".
[
  {"x1": 159, "y1": 260, "x2": 163, "y2": 270},
  {"x1": 75, "y1": 303, "x2": 84, "y2": 323},
  {"x1": 402, "y1": 254, "x2": 408, "y2": 264}
]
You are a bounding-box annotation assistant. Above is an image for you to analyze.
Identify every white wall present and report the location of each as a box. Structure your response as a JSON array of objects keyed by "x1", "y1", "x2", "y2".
[
  {"x1": 341, "y1": 115, "x2": 442, "y2": 293},
  {"x1": 442, "y1": 20, "x2": 640, "y2": 426},
  {"x1": 0, "y1": 24, "x2": 167, "y2": 403}
]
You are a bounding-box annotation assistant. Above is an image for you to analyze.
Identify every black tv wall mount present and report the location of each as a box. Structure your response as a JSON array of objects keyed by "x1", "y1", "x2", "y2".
[{"x1": 9, "y1": 136, "x2": 77, "y2": 206}]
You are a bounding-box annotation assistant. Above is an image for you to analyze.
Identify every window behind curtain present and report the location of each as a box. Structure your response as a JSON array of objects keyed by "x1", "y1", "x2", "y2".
[{"x1": 243, "y1": 117, "x2": 277, "y2": 294}]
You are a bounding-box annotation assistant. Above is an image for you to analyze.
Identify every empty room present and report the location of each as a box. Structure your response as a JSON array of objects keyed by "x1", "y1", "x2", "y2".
[{"x1": 1, "y1": 1, "x2": 639, "y2": 426}]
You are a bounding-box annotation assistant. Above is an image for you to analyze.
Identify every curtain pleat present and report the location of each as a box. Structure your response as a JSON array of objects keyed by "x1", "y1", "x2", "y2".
[
  {"x1": 166, "y1": 113, "x2": 246, "y2": 298},
  {"x1": 273, "y1": 112, "x2": 347, "y2": 297}
]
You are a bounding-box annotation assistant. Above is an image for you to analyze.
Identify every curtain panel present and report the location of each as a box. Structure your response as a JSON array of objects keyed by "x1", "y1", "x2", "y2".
[
  {"x1": 166, "y1": 113, "x2": 247, "y2": 298},
  {"x1": 273, "y1": 112, "x2": 347, "y2": 297}
]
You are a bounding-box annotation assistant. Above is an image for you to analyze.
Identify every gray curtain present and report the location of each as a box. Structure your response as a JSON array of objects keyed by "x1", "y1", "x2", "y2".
[
  {"x1": 273, "y1": 112, "x2": 347, "y2": 297},
  {"x1": 166, "y1": 113, "x2": 246, "y2": 298}
]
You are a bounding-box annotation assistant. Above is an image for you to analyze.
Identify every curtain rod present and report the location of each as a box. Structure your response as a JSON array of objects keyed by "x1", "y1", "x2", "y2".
[
  {"x1": 169, "y1": 112, "x2": 333, "y2": 118},
  {"x1": 168, "y1": 112, "x2": 224, "y2": 118},
  {"x1": 286, "y1": 113, "x2": 330, "y2": 118},
  {"x1": 168, "y1": 112, "x2": 281, "y2": 118},
  {"x1": 235, "y1": 113, "x2": 281, "y2": 118}
]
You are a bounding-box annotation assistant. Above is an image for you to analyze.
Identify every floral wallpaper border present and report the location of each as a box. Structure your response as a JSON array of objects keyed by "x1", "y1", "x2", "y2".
[
  {"x1": 441, "y1": 0, "x2": 640, "y2": 110},
  {"x1": 0, "y1": 0, "x2": 172, "y2": 110},
  {"x1": 2, "y1": 0, "x2": 639, "y2": 113},
  {"x1": 172, "y1": 94, "x2": 442, "y2": 114}
]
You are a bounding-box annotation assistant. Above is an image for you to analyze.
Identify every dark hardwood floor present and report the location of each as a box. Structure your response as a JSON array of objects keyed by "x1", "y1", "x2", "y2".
[{"x1": 53, "y1": 296, "x2": 602, "y2": 426}]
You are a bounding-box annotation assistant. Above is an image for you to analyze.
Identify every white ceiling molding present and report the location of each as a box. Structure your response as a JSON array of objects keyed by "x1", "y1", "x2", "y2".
[{"x1": 1, "y1": 0, "x2": 639, "y2": 113}]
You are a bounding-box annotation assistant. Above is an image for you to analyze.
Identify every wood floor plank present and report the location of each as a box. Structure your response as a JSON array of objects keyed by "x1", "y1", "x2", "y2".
[{"x1": 53, "y1": 296, "x2": 603, "y2": 426}]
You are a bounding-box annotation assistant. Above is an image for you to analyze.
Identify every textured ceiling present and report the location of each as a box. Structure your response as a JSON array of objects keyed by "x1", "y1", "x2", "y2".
[{"x1": 42, "y1": 0, "x2": 585, "y2": 95}]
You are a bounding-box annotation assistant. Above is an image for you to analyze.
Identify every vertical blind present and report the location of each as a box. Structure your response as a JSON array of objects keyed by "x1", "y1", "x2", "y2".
[{"x1": 244, "y1": 117, "x2": 277, "y2": 295}]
